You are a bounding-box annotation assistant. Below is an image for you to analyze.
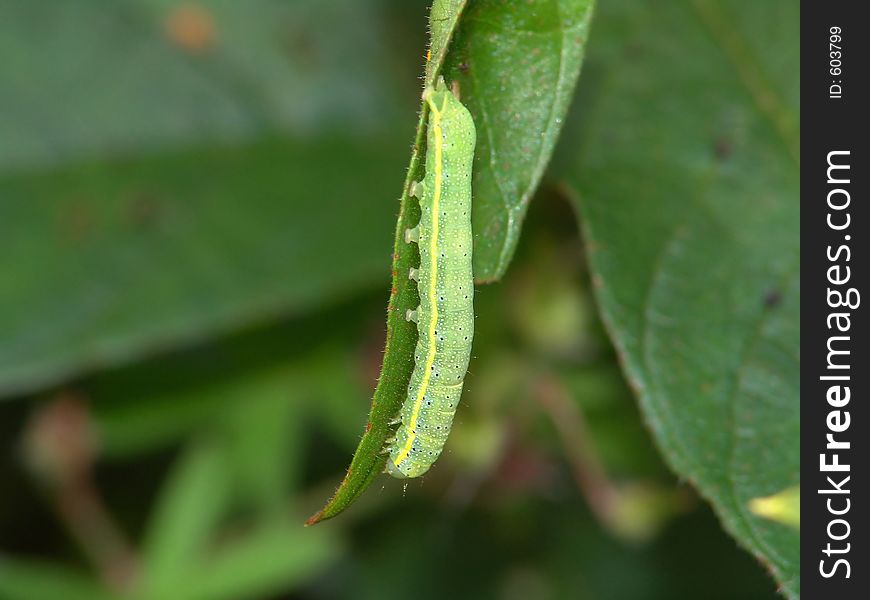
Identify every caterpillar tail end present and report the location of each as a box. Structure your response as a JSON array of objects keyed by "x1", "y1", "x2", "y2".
[{"x1": 385, "y1": 458, "x2": 409, "y2": 479}]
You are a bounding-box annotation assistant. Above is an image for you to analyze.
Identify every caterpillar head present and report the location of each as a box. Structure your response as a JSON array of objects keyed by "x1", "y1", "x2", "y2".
[
  {"x1": 422, "y1": 76, "x2": 475, "y2": 147},
  {"x1": 423, "y1": 76, "x2": 456, "y2": 115}
]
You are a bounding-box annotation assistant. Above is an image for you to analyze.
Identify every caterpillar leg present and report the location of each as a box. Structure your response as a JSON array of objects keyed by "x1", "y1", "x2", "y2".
[
  {"x1": 408, "y1": 267, "x2": 418, "y2": 281},
  {"x1": 379, "y1": 435, "x2": 397, "y2": 456},
  {"x1": 404, "y1": 226, "x2": 419, "y2": 244},
  {"x1": 410, "y1": 180, "x2": 426, "y2": 199},
  {"x1": 405, "y1": 308, "x2": 419, "y2": 323}
]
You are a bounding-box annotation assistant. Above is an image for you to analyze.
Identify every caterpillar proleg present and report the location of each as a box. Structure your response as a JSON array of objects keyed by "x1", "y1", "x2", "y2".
[{"x1": 387, "y1": 77, "x2": 476, "y2": 479}]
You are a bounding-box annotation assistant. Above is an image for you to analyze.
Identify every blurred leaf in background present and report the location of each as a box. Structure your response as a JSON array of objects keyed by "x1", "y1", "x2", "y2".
[
  {"x1": 556, "y1": 0, "x2": 799, "y2": 594},
  {"x1": 0, "y1": 0, "x2": 797, "y2": 599},
  {"x1": 0, "y1": 0, "x2": 419, "y2": 395}
]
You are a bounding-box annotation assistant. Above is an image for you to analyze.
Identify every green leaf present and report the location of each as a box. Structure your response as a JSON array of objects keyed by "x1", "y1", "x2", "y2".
[
  {"x1": 560, "y1": 0, "x2": 798, "y2": 595},
  {"x1": 140, "y1": 442, "x2": 230, "y2": 598},
  {"x1": 218, "y1": 369, "x2": 307, "y2": 512},
  {"x1": 177, "y1": 521, "x2": 340, "y2": 600},
  {"x1": 0, "y1": 559, "x2": 111, "y2": 600},
  {"x1": 0, "y1": 136, "x2": 405, "y2": 397},
  {"x1": 0, "y1": 0, "x2": 403, "y2": 172},
  {"x1": 137, "y1": 443, "x2": 341, "y2": 599},
  {"x1": 445, "y1": 0, "x2": 595, "y2": 281},
  {"x1": 426, "y1": 0, "x2": 470, "y2": 83},
  {"x1": 308, "y1": 0, "x2": 595, "y2": 525},
  {"x1": 141, "y1": 510, "x2": 339, "y2": 600},
  {"x1": 91, "y1": 335, "x2": 367, "y2": 462},
  {"x1": 0, "y1": 0, "x2": 431, "y2": 397}
]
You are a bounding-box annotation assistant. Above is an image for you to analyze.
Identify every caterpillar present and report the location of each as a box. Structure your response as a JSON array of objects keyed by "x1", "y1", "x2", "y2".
[{"x1": 386, "y1": 77, "x2": 476, "y2": 479}]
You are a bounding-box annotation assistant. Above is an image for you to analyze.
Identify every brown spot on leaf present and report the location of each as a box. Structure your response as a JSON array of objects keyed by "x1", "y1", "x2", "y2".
[
  {"x1": 763, "y1": 288, "x2": 782, "y2": 308},
  {"x1": 59, "y1": 201, "x2": 93, "y2": 242},
  {"x1": 714, "y1": 137, "x2": 733, "y2": 160},
  {"x1": 128, "y1": 194, "x2": 164, "y2": 229},
  {"x1": 165, "y1": 3, "x2": 216, "y2": 53}
]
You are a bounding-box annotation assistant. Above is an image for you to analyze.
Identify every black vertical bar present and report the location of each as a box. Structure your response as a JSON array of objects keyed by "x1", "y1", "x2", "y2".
[{"x1": 802, "y1": 1, "x2": 868, "y2": 597}]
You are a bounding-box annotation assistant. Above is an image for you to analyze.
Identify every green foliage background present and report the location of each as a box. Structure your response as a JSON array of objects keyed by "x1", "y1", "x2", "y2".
[{"x1": 0, "y1": 0, "x2": 798, "y2": 599}]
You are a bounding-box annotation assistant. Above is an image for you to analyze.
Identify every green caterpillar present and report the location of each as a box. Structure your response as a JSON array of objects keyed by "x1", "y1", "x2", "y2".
[{"x1": 387, "y1": 77, "x2": 476, "y2": 479}]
